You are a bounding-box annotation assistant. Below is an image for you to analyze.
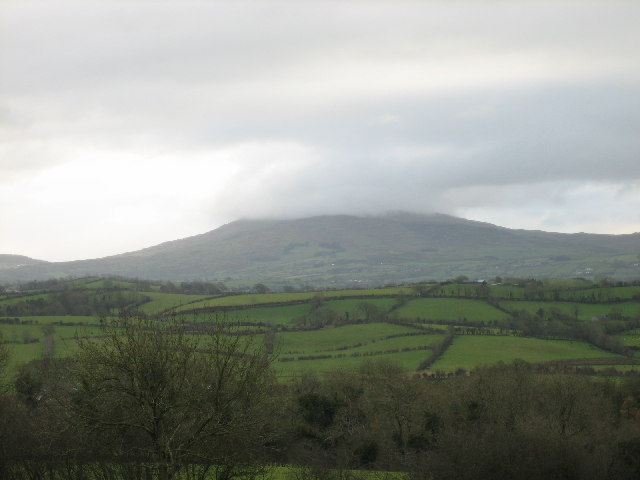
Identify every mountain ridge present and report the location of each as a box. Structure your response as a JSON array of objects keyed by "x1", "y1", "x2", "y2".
[{"x1": 1, "y1": 212, "x2": 639, "y2": 285}]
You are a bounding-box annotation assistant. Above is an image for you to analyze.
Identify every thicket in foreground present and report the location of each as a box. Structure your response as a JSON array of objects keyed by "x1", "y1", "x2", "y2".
[
  {"x1": 280, "y1": 360, "x2": 640, "y2": 480},
  {"x1": 3, "y1": 311, "x2": 278, "y2": 480},
  {"x1": 1, "y1": 316, "x2": 640, "y2": 479}
]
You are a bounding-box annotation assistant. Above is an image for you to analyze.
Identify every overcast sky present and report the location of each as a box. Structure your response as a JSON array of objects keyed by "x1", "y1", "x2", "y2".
[{"x1": 1, "y1": 1, "x2": 639, "y2": 262}]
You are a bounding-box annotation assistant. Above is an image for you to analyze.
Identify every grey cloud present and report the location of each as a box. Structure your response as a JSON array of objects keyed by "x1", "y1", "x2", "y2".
[
  {"x1": 4, "y1": 2, "x2": 639, "y2": 91},
  {"x1": 2, "y1": 1, "x2": 640, "y2": 259},
  {"x1": 251, "y1": 82, "x2": 640, "y2": 174},
  {"x1": 206, "y1": 78, "x2": 640, "y2": 223}
]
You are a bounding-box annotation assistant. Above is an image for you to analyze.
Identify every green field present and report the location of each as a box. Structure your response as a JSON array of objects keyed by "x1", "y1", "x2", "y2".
[
  {"x1": 175, "y1": 291, "x2": 317, "y2": 310},
  {"x1": 500, "y1": 300, "x2": 640, "y2": 320},
  {"x1": 139, "y1": 292, "x2": 215, "y2": 314},
  {"x1": 224, "y1": 304, "x2": 312, "y2": 325},
  {"x1": 487, "y1": 285, "x2": 526, "y2": 299},
  {"x1": 620, "y1": 334, "x2": 640, "y2": 347},
  {"x1": 5, "y1": 272, "x2": 640, "y2": 478},
  {"x1": 276, "y1": 323, "x2": 422, "y2": 354},
  {"x1": 430, "y1": 335, "x2": 618, "y2": 372},
  {"x1": 394, "y1": 298, "x2": 507, "y2": 323},
  {"x1": 323, "y1": 297, "x2": 398, "y2": 317},
  {"x1": 551, "y1": 286, "x2": 640, "y2": 302},
  {"x1": 5, "y1": 342, "x2": 43, "y2": 370},
  {"x1": 3, "y1": 318, "x2": 445, "y2": 376},
  {"x1": 3, "y1": 278, "x2": 640, "y2": 379},
  {"x1": 0, "y1": 293, "x2": 49, "y2": 306},
  {"x1": 1, "y1": 319, "x2": 105, "y2": 367},
  {"x1": 175, "y1": 287, "x2": 413, "y2": 312},
  {"x1": 428, "y1": 283, "x2": 640, "y2": 302},
  {"x1": 270, "y1": 322, "x2": 445, "y2": 376},
  {"x1": 12, "y1": 315, "x2": 96, "y2": 324},
  {"x1": 220, "y1": 298, "x2": 399, "y2": 326},
  {"x1": 276, "y1": 349, "x2": 434, "y2": 376}
]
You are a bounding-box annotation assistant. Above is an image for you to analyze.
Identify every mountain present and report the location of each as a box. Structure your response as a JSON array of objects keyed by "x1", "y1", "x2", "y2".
[
  {"x1": 0, "y1": 254, "x2": 47, "y2": 270},
  {"x1": 1, "y1": 212, "x2": 639, "y2": 286}
]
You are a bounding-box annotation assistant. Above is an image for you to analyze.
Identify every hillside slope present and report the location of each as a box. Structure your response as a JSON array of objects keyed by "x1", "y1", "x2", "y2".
[
  {"x1": 1, "y1": 213, "x2": 639, "y2": 285},
  {"x1": 0, "y1": 254, "x2": 46, "y2": 270}
]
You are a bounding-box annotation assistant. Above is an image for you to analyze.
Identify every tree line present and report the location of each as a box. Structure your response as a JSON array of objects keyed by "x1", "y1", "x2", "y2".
[{"x1": 0, "y1": 289, "x2": 148, "y2": 316}]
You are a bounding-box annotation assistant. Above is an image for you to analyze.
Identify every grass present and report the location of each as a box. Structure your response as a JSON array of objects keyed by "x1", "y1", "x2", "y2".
[
  {"x1": 500, "y1": 301, "x2": 640, "y2": 320},
  {"x1": 15, "y1": 315, "x2": 97, "y2": 324},
  {"x1": 176, "y1": 287, "x2": 417, "y2": 312},
  {"x1": 2, "y1": 319, "x2": 441, "y2": 377},
  {"x1": 5, "y1": 342, "x2": 43, "y2": 370},
  {"x1": 428, "y1": 284, "x2": 640, "y2": 302},
  {"x1": 279, "y1": 332, "x2": 445, "y2": 356},
  {"x1": 585, "y1": 365, "x2": 640, "y2": 372},
  {"x1": 1, "y1": 324, "x2": 42, "y2": 342},
  {"x1": 267, "y1": 465, "x2": 406, "y2": 480},
  {"x1": 272, "y1": 323, "x2": 441, "y2": 376},
  {"x1": 50, "y1": 336, "x2": 86, "y2": 358},
  {"x1": 320, "y1": 286, "x2": 416, "y2": 297},
  {"x1": 342, "y1": 333, "x2": 445, "y2": 353},
  {"x1": 323, "y1": 298, "x2": 399, "y2": 319},
  {"x1": 1, "y1": 320, "x2": 107, "y2": 370},
  {"x1": 394, "y1": 298, "x2": 507, "y2": 323},
  {"x1": 54, "y1": 324, "x2": 104, "y2": 339},
  {"x1": 276, "y1": 323, "x2": 422, "y2": 354},
  {"x1": 487, "y1": 285, "x2": 526, "y2": 299},
  {"x1": 430, "y1": 283, "x2": 507, "y2": 298},
  {"x1": 224, "y1": 304, "x2": 312, "y2": 325},
  {"x1": 139, "y1": 292, "x2": 214, "y2": 314},
  {"x1": 620, "y1": 334, "x2": 640, "y2": 347},
  {"x1": 550, "y1": 286, "x2": 640, "y2": 302},
  {"x1": 176, "y1": 292, "x2": 317, "y2": 311},
  {"x1": 177, "y1": 296, "x2": 401, "y2": 326},
  {"x1": 430, "y1": 335, "x2": 617, "y2": 372},
  {"x1": 3, "y1": 280, "x2": 639, "y2": 381},
  {"x1": 0, "y1": 293, "x2": 50, "y2": 306},
  {"x1": 276, "y1": 349, "x2": 433, "y2": 376}
]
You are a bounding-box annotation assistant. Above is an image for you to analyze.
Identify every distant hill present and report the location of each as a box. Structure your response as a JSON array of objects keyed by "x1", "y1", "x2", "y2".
[
  {"x1": 1, "y1": 213, "x2": 639, "y2": 286},
  {"x1": 0, "y1": 254, "x2": 46, "y2": 270}
]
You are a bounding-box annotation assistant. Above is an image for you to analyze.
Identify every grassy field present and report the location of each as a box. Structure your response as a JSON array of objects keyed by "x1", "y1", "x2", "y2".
[
  {"x1": 67, "y1": 278, "x2": 131, "y2": 289},
  {"x1": 500, "y1": 300, "x2": 640, "y2": 320},
  {"x1": 138, "y1": 292, "x2": 215, "y2": 314},
  {"x1": 3, "y1": 279, "x2": 640, "y2": 379},
  {"x1": 267, "y1": 465, "x2": 406, "y2": 480},
  {"x1": 224, "y1": 304, "x2": 312, "y2": 325},
  {"x1": 0, "y1": 293, "x2": 49, "y2": 306},
  {"x1": 13, "y1": 315, "x2": 97, "y2": 324},
  {"x1": 620, "y1": 334, "x2": 640, "y2": 347},
  {"x1": 276, "y1": 349, "x2": 434, "y2": 376},
  {"x1": 175, "y1": 292, "x2": 317, "y2": 310},
  {"x1": 324, "y1": 286, "x2": 417, "y2": 297},
  {"x1": 5, "y1": 342, "x2": 43, "y2": 370},
  {"x1": 270, "y1": 323, "x2": 445, "y2": 376},
  {"x1": 1, "y1": 320, "x2": 105, "y2": 366},
  {"x1": 487, "y1": 285, "x2": 526, "y2": 299},
  {"x1": 175, "y1": 287, "x2": 415, "y2": 312},
  {"x1": 551, "y1": 286, "x2": 640, "y2": 302},
  {"x1": 430, "y1": 336, "x2": 618, "y2": 372},
  {"x1": 428, "y1": 283, "x2": 640, "y2": 302},
  {"x1": 2, "y1": 319, "x2": 443, "y2": 376},
  {"x1": 394, "y1": 298, "x2": 507, "y2": 323},
  {"x1": 429, "y1": 283, "x2": 505, "y2": 298},
  {"x1": 323, "y1": 298, "x2": 399, "y2": 318},
  {"x1": 276, "y1": 323, "x2": 423, "y2": 354},
  {"x1": 219, "y1": 298, "x2": 400, "y2": 326},
  {"x1": 586, "y1": 364, "x2": 640, "y2": 372}
]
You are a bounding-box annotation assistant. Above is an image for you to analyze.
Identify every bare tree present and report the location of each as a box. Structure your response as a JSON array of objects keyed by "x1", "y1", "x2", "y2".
[{"x1": 69, "y1": 311, "x2": 277, "y2": 480}]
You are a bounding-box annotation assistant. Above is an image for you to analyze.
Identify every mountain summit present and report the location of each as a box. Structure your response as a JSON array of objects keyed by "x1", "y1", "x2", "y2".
[{"x1": 1, "y1": 213, "x2": 638, "y2": 285}]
